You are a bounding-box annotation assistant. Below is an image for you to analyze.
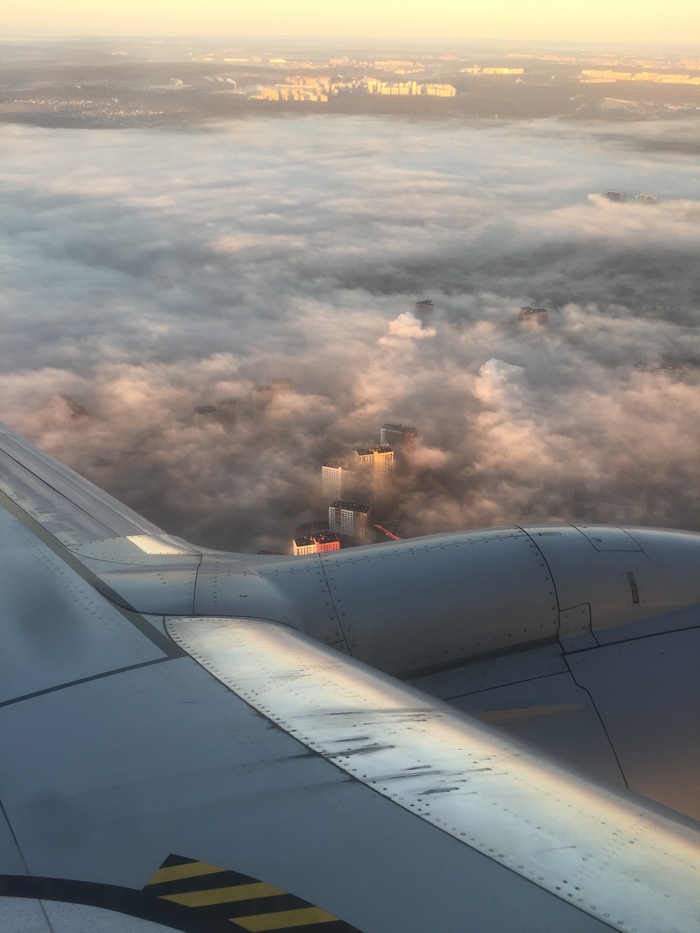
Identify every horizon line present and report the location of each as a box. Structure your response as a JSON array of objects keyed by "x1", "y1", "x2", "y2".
[{"x1": 0, "y1": 34, "x2": 696, "y2": 48}]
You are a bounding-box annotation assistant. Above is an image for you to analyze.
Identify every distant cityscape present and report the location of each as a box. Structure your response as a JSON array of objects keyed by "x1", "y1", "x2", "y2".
[
  {"x1": 251, "y1": 59, "x2": 700, "y2": 105},
  {"x1": 2, "y1": 40, "x2": 698, "y2": 127},
  {"x1": 183, "y1": 51, "x2": 700, "y2": 114}
]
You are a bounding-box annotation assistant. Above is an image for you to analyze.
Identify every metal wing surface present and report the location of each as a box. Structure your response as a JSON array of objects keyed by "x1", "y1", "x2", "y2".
[{"x1": 0, "y1": 420, "x2": 699, "y2": 933}]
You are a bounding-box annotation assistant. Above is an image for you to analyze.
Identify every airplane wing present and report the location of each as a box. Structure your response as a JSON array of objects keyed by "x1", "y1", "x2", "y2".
[{"x1": 0, "y1": 420, "x2": 699, "y2": 933}]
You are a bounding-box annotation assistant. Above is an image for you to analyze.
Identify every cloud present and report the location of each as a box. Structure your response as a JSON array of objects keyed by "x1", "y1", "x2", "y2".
[
  {"x1": 379, "y1": 311, "x2": 435, "y2": 345},
  {"x1": 0, "y1": 115, "x2": 699, "y2": 553}
]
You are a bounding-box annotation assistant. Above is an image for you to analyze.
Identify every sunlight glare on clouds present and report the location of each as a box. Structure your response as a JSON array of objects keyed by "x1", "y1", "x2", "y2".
[{"x1": 379, "y1": 312, "x2": 435, "y2": 345}]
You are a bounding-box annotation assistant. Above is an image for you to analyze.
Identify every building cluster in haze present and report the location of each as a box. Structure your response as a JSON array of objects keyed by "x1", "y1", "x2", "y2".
[
  {"x1": 246, "y1": 51, "x2": 699, "y2": 106},
  {"x1": 604, "y1": 190, "x2": 659, "y2": 204},
  {"x1": 192, "y1": 294, "x2": 557, "y2": 555},
  {"x1": 289, "y1": 300, "x2": 442, "y2": 555},
  {"x1": 461, "y1": 67, "x2": 524, "y2": 76},
  {"x1": 185, "y1": 341, "x2": 425, "y2": 557},
  {"x1": 193, "y1": 378, "x2": 294, "y2": 426},
  {"x1": 292, "y1": 421, "x2": 417, "y2": 555},
  {"x1": 255, "y1": 75, "x2": 456, "y2": 102},
  {"x1": 186, "y1": 350, "x2": 414, "y2": 556},
  {"x1": 581, "y1": 70, "x2": 700, "y2": 86},
  {"x1": 5, "y1": 40, "x2": 698, "y2": 128}
]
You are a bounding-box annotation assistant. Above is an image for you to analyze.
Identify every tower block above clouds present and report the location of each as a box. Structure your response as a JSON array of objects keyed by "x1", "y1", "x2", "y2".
[
  {"x1": 518, "y1": 306, "x2": 549, "y2": 326},
  {"x1": 415, "y1": 299, "x2": 435, "y2": 326},
  {"x1": 354, "y1": 445, "x2": 395, "y2": 507},
  {"x1": 329, "y1": 500, "x2": 371, "y2": 542},
  {"x1": 322, "y1": 461, "x2": 359, "y2": 503},
  {"x1": 320, "y1": 424, "x2": 416, "y2": 537},
  {"x1": 380, "y1": 423, "x2": 417, "y2": 447}
]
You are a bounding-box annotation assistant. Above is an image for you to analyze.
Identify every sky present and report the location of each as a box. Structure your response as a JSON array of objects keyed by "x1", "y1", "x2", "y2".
[
  {"x1": 1, "y1": 0, "x2": 698, "y2": 44},
  {"x1": 1, "y1": 113, "x2": 699, "y2": 554}
]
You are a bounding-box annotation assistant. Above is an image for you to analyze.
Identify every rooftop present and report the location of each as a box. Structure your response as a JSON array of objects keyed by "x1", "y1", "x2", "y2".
[
  {"x1": 355, "y1": 445, "x2": 394, "y2": 456},
  {"x1": 293, "y1": 532, "x2": 341, "y2": 546},
  {"x1": 331, "y1": 500, "x2": 371, "y2": 513},
  {"x1": 382, "y1": 423, "x2": 417, "y2": 433}
]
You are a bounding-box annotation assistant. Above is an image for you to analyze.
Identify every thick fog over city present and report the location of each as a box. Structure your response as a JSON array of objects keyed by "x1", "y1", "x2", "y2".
[{"x1": 1, "y1": 48, "x2": 699, "y2": 552}]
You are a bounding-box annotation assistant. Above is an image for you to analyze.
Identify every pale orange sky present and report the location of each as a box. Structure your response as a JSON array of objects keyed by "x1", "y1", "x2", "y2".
[{"x1": 1, "y1": 0, "x2": 698, "y2": 44}]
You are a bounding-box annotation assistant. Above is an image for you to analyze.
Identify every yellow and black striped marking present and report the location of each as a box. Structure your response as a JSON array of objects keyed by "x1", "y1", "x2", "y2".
[
  {"x1": 144, "y1": 854, "x2": 361, "y2": 932},
  {"x1": 0, "y1": 855, "x2": 362, "y2": 933}
]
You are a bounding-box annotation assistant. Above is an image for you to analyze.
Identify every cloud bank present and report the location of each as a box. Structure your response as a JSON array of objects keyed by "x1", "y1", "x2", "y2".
[{"x1": 0, "y1": 115, "x2": 699, "y2": 552}]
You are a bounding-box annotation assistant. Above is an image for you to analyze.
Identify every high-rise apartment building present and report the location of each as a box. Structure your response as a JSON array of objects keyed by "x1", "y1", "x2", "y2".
[
  {"x1": 354, "y1": 445, "x2": 394, "y2": 505},
  {"x1": 518, "y1": 307, "x2": 549, "y2": 326},
  {"x1": 321, "y1": 461, "x2": 359, "y2": 503},
  {"x1": 252, "y1": 384, "x2": 274, "y2": 416},
  {"x1": 329, "y1": 501, "x2": 370, "y2": 541},
  {"x1": 380, "y1": 424, "x2": 417, "y2": 447},
  {"x1": 371, "y1": 445, "x2": 394, "y2": 504},
  {"x1": 272, "y1": 378, "x2": 294, "y2": 394},
  {"x1": 194, "y1": 405, "x2": 217, "y2": 426},
  {"x1": 415, "y1": 299, "x2": 435, "y2": 318},
  {"x1": 215, "y1": 397, "x2": 238, "y2": 424}
]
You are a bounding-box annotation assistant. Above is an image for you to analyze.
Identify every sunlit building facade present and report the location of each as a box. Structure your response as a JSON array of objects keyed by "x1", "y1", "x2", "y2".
[
  {"x1": 581, "y1": 70, "x2": 700, "y2": 85},
  {"x1": 292, "y1": 532, "x2": 341, "y2": 556},
  {"x1": 354, "y1": 445, "x2": 394, "y2": 504},
  {"x1": 365, "y1": 79, "x2": 456, "y2": 97}
]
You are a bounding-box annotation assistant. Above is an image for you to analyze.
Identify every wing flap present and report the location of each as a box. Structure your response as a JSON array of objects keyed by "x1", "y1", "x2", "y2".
[{"x1": 167, "y1": 615, "x2": 700, "y2": 933}]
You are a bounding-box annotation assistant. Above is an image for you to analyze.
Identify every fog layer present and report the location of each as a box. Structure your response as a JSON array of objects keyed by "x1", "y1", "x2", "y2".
[{"x1": 1, "y1": 116, "x2": 699, "y2": 551}]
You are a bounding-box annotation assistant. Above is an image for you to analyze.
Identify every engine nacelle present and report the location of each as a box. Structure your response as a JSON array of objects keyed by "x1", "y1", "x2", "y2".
[{"x1": 259, "y1": 523, "x2": 700, "y2": 676}]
